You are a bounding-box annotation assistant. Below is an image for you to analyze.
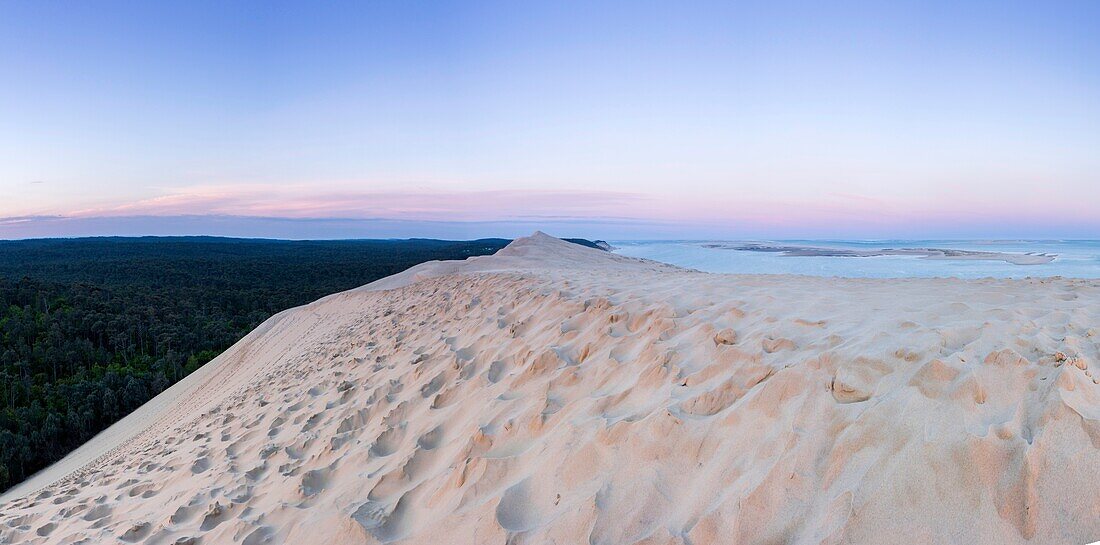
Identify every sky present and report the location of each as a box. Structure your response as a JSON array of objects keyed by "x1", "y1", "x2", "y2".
[{"x1": 1, "y1": 0, "x2": 1098, "y2": 240}]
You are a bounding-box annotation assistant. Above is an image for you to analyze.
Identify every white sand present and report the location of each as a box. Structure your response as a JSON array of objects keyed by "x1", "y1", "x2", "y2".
[{"x1": 1, "y1": 232, "x2": 1098, "y2": 544}]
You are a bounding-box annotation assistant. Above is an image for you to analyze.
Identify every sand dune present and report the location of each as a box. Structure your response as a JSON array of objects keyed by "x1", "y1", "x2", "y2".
[{"x1": 1, "y1": 232, "x2": 1098, "y2": 544}]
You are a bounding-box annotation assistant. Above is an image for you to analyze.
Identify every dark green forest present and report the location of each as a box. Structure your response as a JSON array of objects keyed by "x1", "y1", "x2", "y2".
[{"x1": 0, "y1": 236, "x2": 519, "y2": 492}]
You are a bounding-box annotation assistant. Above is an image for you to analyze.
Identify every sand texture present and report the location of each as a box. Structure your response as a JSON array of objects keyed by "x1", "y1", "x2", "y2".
[{"x1": 1, "y1": 233, "x2": 1098, "y2": 544}]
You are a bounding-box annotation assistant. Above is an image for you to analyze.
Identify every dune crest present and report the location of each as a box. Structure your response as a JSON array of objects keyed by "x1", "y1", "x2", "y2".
[{"x1": 2, "y1": 233, "x2": 1098, "y2": 544}]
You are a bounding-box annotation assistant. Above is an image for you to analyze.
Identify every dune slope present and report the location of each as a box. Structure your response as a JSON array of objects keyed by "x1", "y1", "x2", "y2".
[{"x1": 1, "y1": 232, "x2": 1098, "y2": 544}]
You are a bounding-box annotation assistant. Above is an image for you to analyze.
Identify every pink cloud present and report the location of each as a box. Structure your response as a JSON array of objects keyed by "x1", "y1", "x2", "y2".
[
  {"x1": 67, "y1": 185, "x2": 651, "y2": 222},
  {"x1": 42, "y1": 183, "x2": 1099, "y2": 239}
]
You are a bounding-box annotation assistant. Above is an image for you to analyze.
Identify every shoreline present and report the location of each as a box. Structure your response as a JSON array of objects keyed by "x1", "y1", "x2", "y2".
[{"x1": 704, "y1": 242, "x2": 1057, "y2": 265}]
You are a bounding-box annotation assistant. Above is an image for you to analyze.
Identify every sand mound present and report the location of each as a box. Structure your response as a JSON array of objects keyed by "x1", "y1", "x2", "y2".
[{"x1": 1, "y1": 233, "x2": 1098, "y2": 544}]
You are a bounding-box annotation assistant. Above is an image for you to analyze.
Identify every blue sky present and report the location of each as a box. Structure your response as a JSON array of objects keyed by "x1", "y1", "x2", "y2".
[{"x1": 1, "y1": 1, "x2": 1098, "y2": 239}]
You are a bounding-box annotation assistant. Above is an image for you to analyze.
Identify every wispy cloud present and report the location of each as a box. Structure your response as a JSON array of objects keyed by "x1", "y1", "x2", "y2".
[
  {"x1": 66, "y1": 184, "x2": 652, "y2": 223},
  {"x1": 5, "y1": 182, "x2": 1098, "y2": 240}
]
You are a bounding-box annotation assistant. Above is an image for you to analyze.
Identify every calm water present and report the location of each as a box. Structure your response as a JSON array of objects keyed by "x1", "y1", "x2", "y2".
[{"x1": 611, "y1": 240, "x2": 1100, "y2": 279}]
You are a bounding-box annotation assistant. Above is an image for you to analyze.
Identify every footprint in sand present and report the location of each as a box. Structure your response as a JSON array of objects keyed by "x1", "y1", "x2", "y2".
[
  {"x1": 35, "y1": 521, "x2": 57, "y2": 537},
  {"x1": 370, "y1": 426, "x2": 405, "y2": 457},
  {"x1": 119, "y1": 521, "x2": 152, "y2": 542},
  {"x1": 198, "y1": 501, "x2": 232, "y2": 531},
  {"x1": 191, "y1": 456, "x2": 212, "y2": 474}
]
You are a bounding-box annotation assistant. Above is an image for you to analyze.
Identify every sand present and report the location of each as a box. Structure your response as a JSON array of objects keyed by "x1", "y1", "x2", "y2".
[{"x1": 1, "y1": 232, "x2": 1098, "y2": 544}]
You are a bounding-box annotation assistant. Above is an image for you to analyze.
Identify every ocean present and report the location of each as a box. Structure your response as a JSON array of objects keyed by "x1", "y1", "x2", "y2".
[{"x1": 610, "y1": 240, "x2": 1100, "y2": 279}]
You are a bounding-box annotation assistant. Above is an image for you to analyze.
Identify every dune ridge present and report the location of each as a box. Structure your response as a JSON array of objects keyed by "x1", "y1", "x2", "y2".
[{"x1": 1, "y1": 232, "x2": 1098, "y2": 544}]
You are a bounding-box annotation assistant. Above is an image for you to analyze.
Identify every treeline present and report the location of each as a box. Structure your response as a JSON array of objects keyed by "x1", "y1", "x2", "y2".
[{"x1": 0, "y1": 237, "x2": 511, "y2": 491}]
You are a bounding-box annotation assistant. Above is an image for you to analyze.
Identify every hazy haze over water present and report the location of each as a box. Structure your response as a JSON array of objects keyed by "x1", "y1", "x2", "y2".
[{"x1": 612, "y1": 240, "x2": 1100, "y2": 278}]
